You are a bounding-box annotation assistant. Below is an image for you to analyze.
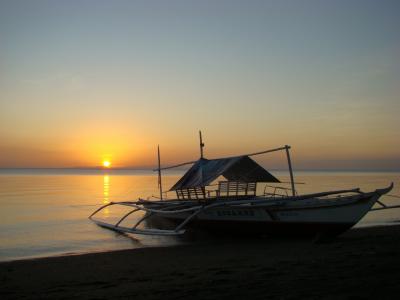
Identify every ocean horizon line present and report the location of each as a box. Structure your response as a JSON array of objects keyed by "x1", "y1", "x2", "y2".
[{"x1": 0, "y1": 167, "x2": 399, "y2": 173}]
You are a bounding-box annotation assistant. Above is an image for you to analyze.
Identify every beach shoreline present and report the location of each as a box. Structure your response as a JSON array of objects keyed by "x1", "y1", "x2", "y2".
[
  {"x1": 1, "y1": 224, "x2": 400, "y2": 299},
  {"x1": 2, "y1": 222, "x2": 398, "y2": 264}
]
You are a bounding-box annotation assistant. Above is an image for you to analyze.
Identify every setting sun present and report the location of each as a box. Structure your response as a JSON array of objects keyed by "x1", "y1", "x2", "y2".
[{"x1": 102, "y1": 160, "x2": 111, "y2": 168}]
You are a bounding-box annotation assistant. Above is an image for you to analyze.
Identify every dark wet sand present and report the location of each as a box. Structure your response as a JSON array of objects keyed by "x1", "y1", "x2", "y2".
[{"x1": 1, "y1": 225, "x2": 400, "y2": 299}]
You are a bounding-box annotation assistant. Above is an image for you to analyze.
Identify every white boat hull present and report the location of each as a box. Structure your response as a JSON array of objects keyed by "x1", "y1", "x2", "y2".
[
  {"x1": 146, "y1": 192, "x2": 381, "y2": 237},
  {"x1": 90, "y1": 184, "x2": 394, "y2": 237}
]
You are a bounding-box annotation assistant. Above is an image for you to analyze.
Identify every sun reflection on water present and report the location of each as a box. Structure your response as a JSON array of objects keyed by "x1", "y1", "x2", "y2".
[
  {"x1": 103, "y1": 174, "x2": 110, "y2": 215},
  {"x1": 103, "y1": 175, "x2": 110, "y2": 204}
]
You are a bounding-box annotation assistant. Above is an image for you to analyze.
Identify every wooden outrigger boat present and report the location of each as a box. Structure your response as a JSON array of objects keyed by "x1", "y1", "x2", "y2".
[{"x1": 90, "y1": 132, "x2": 397, "y2": 238}]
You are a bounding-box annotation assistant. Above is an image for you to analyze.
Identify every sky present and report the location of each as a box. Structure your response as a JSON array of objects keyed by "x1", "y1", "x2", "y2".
[{"x1": 0, "y1": 0, "x2": 399, "y2": 170}]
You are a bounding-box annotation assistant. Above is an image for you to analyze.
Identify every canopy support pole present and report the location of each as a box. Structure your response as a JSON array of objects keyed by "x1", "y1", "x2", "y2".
[
  {"x1": 199, "y1": 130, "x2": 205, "y2": 159},
  {"x1": 157, "y1": 145, "x2": 163, "y2": 200},
  {"x1": 285, "y1": 145, "x2": 296, "y2": 196}
]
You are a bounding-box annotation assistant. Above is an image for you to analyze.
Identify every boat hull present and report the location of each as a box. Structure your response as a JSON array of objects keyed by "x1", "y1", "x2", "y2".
[
  {"x1": 153, "y1": 218, "x2": 355, "y2": 237},
  {"x1": 146, "y1": 192, "x2": 380, "y2": 237}
]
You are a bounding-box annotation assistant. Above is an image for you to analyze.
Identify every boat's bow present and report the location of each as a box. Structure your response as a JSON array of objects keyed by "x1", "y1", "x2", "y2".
[{"x1": 373, "y1": 182, "x2": 394, "y2": 196}]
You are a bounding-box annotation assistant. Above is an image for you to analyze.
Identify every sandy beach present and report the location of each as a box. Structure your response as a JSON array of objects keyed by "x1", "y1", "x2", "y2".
[{"x1": 1, "y1": 225, "x2": 400, "y2": 299}]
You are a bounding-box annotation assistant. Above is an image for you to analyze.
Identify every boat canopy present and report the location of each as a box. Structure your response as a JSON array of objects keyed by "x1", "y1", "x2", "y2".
[{"x1": 169, "y1": 156, "x2": 280, "y2": 191}]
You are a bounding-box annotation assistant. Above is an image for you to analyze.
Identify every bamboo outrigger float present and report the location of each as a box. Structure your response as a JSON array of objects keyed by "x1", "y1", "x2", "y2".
[{"x1": 90, "y1": 132, "x2": 397, "y2": 238}]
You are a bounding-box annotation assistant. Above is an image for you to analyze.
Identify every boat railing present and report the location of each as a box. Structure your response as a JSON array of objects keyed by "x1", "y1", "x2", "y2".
[
  {"x1": 216, "y1": 181, "x2": 257, "y2": 197},
  {"x1": 176, "y1": 187, "x2": 206, "y2": 200},
  {"x1": 174, "y1": 181, "x2": 258, "y2": 200},
  {"x1": 263, "y1": 184, "x2": 297, "y2": 198}
]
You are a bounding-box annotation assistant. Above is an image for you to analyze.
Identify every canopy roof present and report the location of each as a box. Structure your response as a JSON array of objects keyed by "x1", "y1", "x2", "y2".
[{"x1": 169, "y1": 156, "x2": 280, "y2": 191}]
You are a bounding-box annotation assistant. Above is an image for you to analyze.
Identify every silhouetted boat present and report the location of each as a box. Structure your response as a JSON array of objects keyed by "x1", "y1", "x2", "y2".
[{"x1": 90, "y1": 132, "x2": 396, "y2": 238}]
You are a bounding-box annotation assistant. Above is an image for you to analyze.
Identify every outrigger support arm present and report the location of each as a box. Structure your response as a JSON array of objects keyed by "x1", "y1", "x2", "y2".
[
  {"x1": 89, "y1": 198, "x2": 282, "y2": 236},
  {"x1": 371, "y1": 203, "x2": 400, "y2": 211}
]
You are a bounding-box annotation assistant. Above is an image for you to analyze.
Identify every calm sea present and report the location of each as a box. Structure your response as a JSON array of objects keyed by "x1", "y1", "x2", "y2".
[{"x1": 0, "y1": 169, "x2": 399, "y2": 262}]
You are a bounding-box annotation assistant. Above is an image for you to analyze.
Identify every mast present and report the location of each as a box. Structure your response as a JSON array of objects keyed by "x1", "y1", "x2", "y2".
[
  {"x1": 285, "y1": 145, "x2": 296, "y2": 196},
  {"x1": 199, "y1": 130, "x2": 205, "y2": 159},
  {"x1": 157, "y1": 145, "x2": 163, "y2": 200}
]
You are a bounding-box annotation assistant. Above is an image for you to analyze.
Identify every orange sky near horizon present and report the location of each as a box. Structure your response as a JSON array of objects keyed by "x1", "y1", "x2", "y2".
[
  {"x1": 0, "y1": 1, "x2": 399, "y2": 170},
  {"x1": 1, "y1": 124, "x2": 399, "y2": 170}
]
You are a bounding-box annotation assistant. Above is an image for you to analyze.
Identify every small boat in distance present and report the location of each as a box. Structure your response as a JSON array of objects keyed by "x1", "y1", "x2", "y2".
[{"x1": 90, "y1": 132, "x2": 397, "y2": 238}]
